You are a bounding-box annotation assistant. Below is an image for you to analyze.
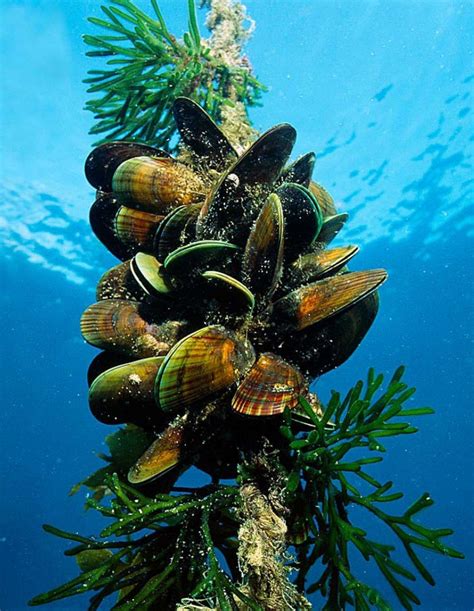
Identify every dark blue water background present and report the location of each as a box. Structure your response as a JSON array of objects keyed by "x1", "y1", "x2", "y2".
[{"x1": 1, "y1": 1, "x2": 473, "y2": 608}]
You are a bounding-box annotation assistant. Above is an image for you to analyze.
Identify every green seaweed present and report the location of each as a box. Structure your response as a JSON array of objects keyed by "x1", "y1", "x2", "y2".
[
  {"x1": 83, "y1": 0, "x2": 266, "y2": 151},
  {"x1": 30, "y1": 368, "x2": 463, "y2": 610}
]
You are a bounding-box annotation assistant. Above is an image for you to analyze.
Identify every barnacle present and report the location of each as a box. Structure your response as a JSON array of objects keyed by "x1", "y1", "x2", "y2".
[{"x1": 81, "y1": 97, "x2": 387, "y2": 484}]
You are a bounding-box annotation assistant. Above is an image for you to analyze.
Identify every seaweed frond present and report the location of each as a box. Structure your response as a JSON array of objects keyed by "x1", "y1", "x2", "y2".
[
  {"x1": 83, "y1": 0, "x2": 266, "y2": 151},
  {"x1": 30, "y1": 368, "x2": 463, "y2": 610}
]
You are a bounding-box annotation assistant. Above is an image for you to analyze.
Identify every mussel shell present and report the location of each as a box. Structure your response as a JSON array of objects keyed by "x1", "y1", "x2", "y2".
[
  {"x1": 87, "y1": 351, "x2": 131, "y2": 387},
  {"x1": 198, "y1": 124, "x2": 297, "y2": 242},
  {"x1": 272, "y1": 269, "x2": 388, "y2": 331},
  {"x1": 232, "y1": 353, "x2": 306, "y2": 417},
  {"x1": 201, "y1": 271, "x2": 255, "y2": 315},
  {"x1": 80, "y1": 299, "x2": 186, "y2": 357},
  {"x1": 280, "y1": 152, "x2": 316, "y2": 187},
  {"x1": 163, "y1": 240, "x2": 239, "y2": 280},
  {"x1": 90, "y1": 194, "x2": 163, "y2": 261},
  {"x1": 153, "y1": 204, "x2": 201, "y2": 262},
  {"x1": 241, "y1": 193, "x2": 284, "y2": 301},
  {"x1": 292, "y1": 245, "x2": 360, "y2": 283},
  {"x1": 128, "y1": 414, "x2": 188, "y2": 484},
  {"x1": 315, "y1": 213, "x2": 349, "y2": 247},
  {"x1": 309, "y1": 181, "x2": 338, "y2": 218},
  {"x1": 173, "y1": 97, "x2": 237, "y2": 170},
  {"x1": 85, "y1": 141, "x2": 170, "y2": 191},
  {"x1": 276, "y1": 182, "x2": 323, "y2": 260},
  {"x1": 96, "y1": 261, "x2": 146, "y2": 301},
  {"x1": 88, "y1": 356, "x2": 165, "y2": 426},
  {"x1": 112, "y1": 156, "x2": 206, "y2": 212},
  {"x1": 280, "y1": 292, "x2": 380, "y2": 378},
  {"x1": 130, "y1": 252, "x2": 172, "y2": 297},
  {"x1": 154, "y1": 326, "x2": 255, "y2": 414}
]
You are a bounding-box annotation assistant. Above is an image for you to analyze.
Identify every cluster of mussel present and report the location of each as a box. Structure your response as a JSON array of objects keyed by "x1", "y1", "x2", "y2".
[{"x1": 81, "y1": 97, "x2": 387, "y2": 485}]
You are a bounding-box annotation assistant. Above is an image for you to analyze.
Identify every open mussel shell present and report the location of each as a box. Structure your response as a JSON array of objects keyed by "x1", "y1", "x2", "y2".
[
  {"x1": 198, "y1": 124, "x2": 297, "y2": 241},
  {"x1": 88, "y1": 356, "x2": 165, "y2": 427},
  {"x1": 80, "y1": 299, "x2": 186, "y2": 358},
  {"x1": 90, "y1": 194, "x2": 163, "y2": 261},
  {"x1": 130, "y1": 252, "x2": 172, "y2": 297},
  {"x1": 163, "y1": 240, "x2": 239, "y2": 280},
  {"x1": 153, "y1": 204, "x2": 201, "y2": 262},
  {"x1": 112, "y1": 156, "x2": 206, "y2": 212},
  {"x1": 128, "y1": 414, "x2": 188, "y2": 484},
  {"x1": 202, "y1": 271, "x2": 255, "y2": 315},
  {"x1": 281, "y1": 293, "x2": 380, "y2": 378},
  {"x1": 316, "y1": 213, "x2": 349, "y2": 247},
  {"x1": 293, "y1": 245, "x2": 360, "y2": 283},
  {"x1": 85, "y1": 141, "x2": 170, "y2": 192},
  {"x1": 232, "y1": 353, "x2": 306, "y2": 417},
  {"x1": 154, "y1": 326, "x2": 255, "y2": 414},
  {"x1": 276, "y1": 182, "x2": 323, "y2": 260},
  {"x1": 309, "y1": 181, "x2": 338, "y2": 218},
  {"x1": 96, "y1": 260, "x2": 146, "y2": 301},
  {"x1": 272, "y1": 269, "x2": 388, "y2": 331},
  {"x1": 280, "y1": 152, "x2": 316, "y2": 187},
  {"x1": 173, "y1": 97, "x2": 237, "y2": 170},
  {"x1": 241, "y1": 193, "x2": 284, "y2": 301}
]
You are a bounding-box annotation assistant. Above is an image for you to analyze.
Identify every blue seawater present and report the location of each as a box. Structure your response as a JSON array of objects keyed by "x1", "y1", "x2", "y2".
[{"x1": 1, "y1": 1, "x2": 472, "y2": 609}]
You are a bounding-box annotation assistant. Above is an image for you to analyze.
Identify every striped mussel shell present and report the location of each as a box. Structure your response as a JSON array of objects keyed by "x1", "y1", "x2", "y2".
[
  {"x1": 272, "y1": 270, "x2": 388, "y2": 331},
  {"x1": 85, "y1": 141, "x2": 171, "y2": 192},
  {"x1": 128, "y1": 413, "x2": 189, "y2": 484},
  {"x1": 153, "y1": 204, "x2": 201, "y2": 262},
  {"x1": 232, "y1": 353, "x2": 306, "y2": 417},
  {"x1": 80, "y1": 299, "x2": 187, "y2": 358},
  {"x1": 279, "y1": 292, "x2": 381, "y2": 379},
  {"x1": 154, "y1": 326, "x2": 255, "y2": 414},
  {"x1": 89, "y1": 193, "x2": 164, "y2": 261},
  {"x1": 96, "y1": 260, "x2": 146, "y2": 301},
  {"x1": 112, "y1": 156, "x2": 207, "y2": 212}
]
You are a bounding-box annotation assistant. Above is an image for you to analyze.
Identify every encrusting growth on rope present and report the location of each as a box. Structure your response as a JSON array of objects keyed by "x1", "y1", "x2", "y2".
[
  {"x1": 205, "y1": 0, "x2": 259, "y2": 150},
  {"x1": 237, "y1": 457, "x2": 312, "y2": 610}
]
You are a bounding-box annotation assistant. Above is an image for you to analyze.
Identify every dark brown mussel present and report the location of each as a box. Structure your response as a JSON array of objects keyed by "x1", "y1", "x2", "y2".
[
  {"x1": 280, "y1": 292, "x2": 380, "y2": 378},
  {"x1": 154, "y1": 326, "x2": 255, "y2": 414},
  {"x1": 112, "y1": 156, "x2": 206, "y2": 212},
  {"x1": 153, "y1": 204, "x2": 201, "y2": 262},
  {"x1": 90, "y1": 193, "x2": 164, "y2": 261},
  {"x1": 80, "y1": 299, "x2": 187, "y2": 358},
  {"x1": 276, "y1": 182, "x2": 323, "y2": 260},
  {"x1": 128, "y1": 414, "x2": 189, "y2": 484},
  {"x1": 173, "y1": 97, "x2": 237, "y2": 170},
  {"x1": 272, "y1": 269, "x2": 387, "y2": 331},
  {"x1": 241, "y1": 193, "x2": 284, "y2": 302},
  {"x1": 232, "y1": 353, "x2": 306, "y2": 417},
  {"x1": 201, "y1": 271, "x2": 255, "y2": 317},
  {"x1": 198, "y1": 124, "x2": 297, "y2": 242},
  {"x1": 96, "y1": 260, "x2": 146, "y2": 301},
  {"x1": 88, "y1": 357, "x2": 166, "y2": 427},
  {"x1": 309, "y1": 181, "x2": 338, "y2": 218},
  {"x1": 292, "y1": 245, "x2": 360, "y2": 283},
  {"x1": 85, "y1": 141, "x2": 171, "y2": 192},
  {"x1": 316, "y1": 213, "x2": 349, "y2": 247},
  {"x1": 280, "y1": 152, "x2": 316, "y2": 187},
  {"x1": 87, "y1": 351, "x2": 131, "y2": 387}
]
